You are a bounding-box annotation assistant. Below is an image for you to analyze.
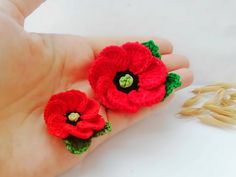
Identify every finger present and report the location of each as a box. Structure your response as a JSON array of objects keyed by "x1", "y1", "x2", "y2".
[
  {"x1": 89, "y1": 68, "x2": 193, "y2": 151},
  {"x1": 0, "y1": 0, "x2": 45, "y2": 24},
  {"x1": 162, "y1": 54, "x2": 190, "y2": 72},
  {"x1": 86, "y1": 37, "x2": 173, "y2": 56},
  {"x1": 172, "y1": 68, "x2": 194, "y2": 91},
  {"x1": 9, "y1": 0, "x2": 45, "y2": 17}
]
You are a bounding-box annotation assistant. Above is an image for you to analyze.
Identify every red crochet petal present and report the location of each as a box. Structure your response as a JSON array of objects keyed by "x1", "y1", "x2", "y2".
[
  {"x1": 65, "y1": 124, "x2": 94, "y2": 140},
  {"x1": 95, "y1": 76, "x2": 113, "y2": 98},
  {"x1": 87, "y1": 115, "x2": 106, "y2": 131},
  {"x1": 128, "y1": 85, "x2": 166, "y2": 106},
  {"x1": 106, "y1": 86, "x2": 139, "y2": 112},
  {"x1": 139, "y1": 58, "x2": 168, "y2": 89},
  {"x1": 80, "y1": 99, "x2": 100, "y2": 119},
  {"x1": 73, "y1": 91, "x2": 89, "y2": 113},
  {"x1": 93, "y1": 76, "x2": 116, "y2": 109},
  {"x1": 44, "y1": 100, "x2": 67, "y2": 123},
  {"x1": 78, "y1": 115, "x2": 105, "y2": 131},
  {"x1": 50, "y1": 90, "x2": 88, "y2": 113},
  {"x1": 44, "y1": 90, "x2": 108, "y2": 140},
  {"x1": 89, "y1": 57, "x2": 117, "y2": 90},
  {"x1": 46, "y1": 114, "x2": 68, "y2": 138},
  {"x1": 122, "y1": 42, "x2": 153, "y2": 74},
  {"x1": 88, "y1": 41, "x2": 169, "y2": 113},
  {"x1": 99, "y1": 46, "x2": 129, "y2": 71}
]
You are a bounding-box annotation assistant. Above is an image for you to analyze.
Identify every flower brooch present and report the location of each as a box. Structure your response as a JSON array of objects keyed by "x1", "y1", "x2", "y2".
[
  {"x1": 44, "y1": 90, "x2": 111, "y2": 154},
  {"x1": 89, "y1": 40, "x2": 182, "y2": 112},
  {"x1": 44, "y1": 40, "x2": 181, "y2": 155}
]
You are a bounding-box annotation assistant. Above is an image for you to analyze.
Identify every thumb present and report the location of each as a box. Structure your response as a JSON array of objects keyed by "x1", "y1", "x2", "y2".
[{"x1": 1, "y1": 0, "x2": 46, "y2": 25}]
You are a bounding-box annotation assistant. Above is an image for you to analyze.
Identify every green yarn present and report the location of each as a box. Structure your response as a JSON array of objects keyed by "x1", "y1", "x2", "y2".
[
  {"x1": 63, "y1": 122, "x2": 112, "y2": 155},
  {"x1": 142, "y1": 41, "x2": 181, "y2": 99},
  {"x1": 164, "y1": 73, "x2": 182, "y2": 99},
  {"x1": 64, "y1": 136, "x2": 91, "y2": 155},
  {"x1": 93, "y1": 122, "x2": 112, "y2": 137},
  {"x1": 119, "y1": 74, "x2": 134, "y2": 88},
  {"x1": 142, "y1": 40, "x2": 162, "y2": 58}
]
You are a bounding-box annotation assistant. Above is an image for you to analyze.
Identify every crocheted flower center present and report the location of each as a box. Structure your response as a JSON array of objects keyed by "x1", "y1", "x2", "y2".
[
  {"x1": 66, "y1": 112, "x2": 80, "y2": 125},
  {"x1": 119, "y1": 74, "x2": 133, "y2": 88},
  {"x1": 114, "y1": 70, "x2": 139, "y2": 93}
]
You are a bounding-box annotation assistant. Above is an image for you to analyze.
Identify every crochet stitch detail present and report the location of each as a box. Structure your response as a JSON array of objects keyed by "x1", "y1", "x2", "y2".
[
  {"x1": 113, "y1": 70, "x2": 139, "y2": 94},
  {"x1": 119, "y1": 74, "x2": 134, "y2": 88},
  {"x1": 93, "y1": 122, "x2": 112, "y2": 137},
  {"x1": 89, "y1": 42, "x2": 168, "y2": 113},
  {"x1": 64, "y1": 136, "x2": 92, "y2": 155},
  {"x1": 64, "y1": 122, "x2": 112, "y2": 154},
  {"x1": 164, "y1": 73, "x2": 182, "y2": 99},
  {"x1": 44, "y1": 90, "x2": 106, "y2": 139},
  {"x1": 142, "y1": 40, "x2": 161, "y2": 58},
  {"x1": 67, "y1": 112, "x2": 80, "y2": 122},
  {"x1": 44, "y1": 90, "x2": 112, "y2": 155}
]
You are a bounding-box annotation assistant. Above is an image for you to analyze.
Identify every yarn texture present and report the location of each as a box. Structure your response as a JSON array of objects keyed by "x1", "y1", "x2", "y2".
[
  {"x1": 142, "y1": 40, "x2": 162, "y2": 58},
  {"x1": 63, "y1": 122, "x2": 112, "y2": 155},
  {"x1": 44, "y1": 90, "x2": 112, "y2": 154},
  {"x1": 164, "y1": 73, "x2": 182, "y2": 98},
  {"x1": 44, "y1": 90, "x2": 106, "y2": 139},
  {"x1": 89, "y1": 41, "x2": 169, "y2": 113}
]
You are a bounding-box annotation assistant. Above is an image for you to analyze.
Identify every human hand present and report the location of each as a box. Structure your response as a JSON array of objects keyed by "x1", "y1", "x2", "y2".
[{"x1": 0, "y1": 0, "x2": 193, "y2": 176}]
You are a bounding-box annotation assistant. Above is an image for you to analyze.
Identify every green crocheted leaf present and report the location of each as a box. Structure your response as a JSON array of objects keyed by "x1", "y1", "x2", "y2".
[
  {"x1": 63, "y1": 136, "x2": 91, "y2": 155},
  {"x1": 63, "y1": 122, "x2": 112, "y2": 155},
  {"x1": 142, "y1": 40, "x2": 162, "y2": 59},
  {"x1": 164, "y1": 73, "x2": 182, "y2": 99},
  {"x1": 93, "y1": 122, "x2": 112, "y2": 137}
]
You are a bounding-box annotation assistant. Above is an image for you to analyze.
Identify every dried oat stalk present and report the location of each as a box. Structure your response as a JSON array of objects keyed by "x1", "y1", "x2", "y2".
[
  {"x1": 220, "y1": 98, "x2": 236, "y2": 107},
  {"x1": 178, "y1": 108, "x2": 204, "y2": 116},
  {"x1": 192, "y1": 86, "x2": 222, "y2": 94},
  {"x1": 197, "y1": 115, "x2": 230, "y2": 128},
  {"x1": 205, "y1": 89, "x2": 226, "y2": 105},
  {"x1": 215, "y1": 89, "x2": 226, "y2": 103},
  {"x1": 179, "y1": 82, "x2": 236, "y2": 129},
  {"x1": 182, "y1": 95, "x2": 201, "y2": 107},
  {"x1": 211, "y1": 113, "x2": 236, "y2": 125},
  {"x1": 203, "y1": 104, "x2": 236, "y2": 117},
  {"x1": 230, "y1": 92, "x2": 236, "y2": 100},
  {"x1": 208, "y1": 83, "x2": 236, "y2": 89}
]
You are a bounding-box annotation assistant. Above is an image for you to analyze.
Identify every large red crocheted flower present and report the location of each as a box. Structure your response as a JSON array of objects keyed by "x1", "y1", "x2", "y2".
[
  {"x1": 89, "y1": 42, "x2": 168, "y2": 112},
  {"x1": 44, "y1": 90, "x2": 105, "y2": 139}
]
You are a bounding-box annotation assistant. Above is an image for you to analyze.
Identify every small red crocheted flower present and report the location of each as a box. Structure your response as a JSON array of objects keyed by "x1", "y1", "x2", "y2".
[
  {"x1": 44, "y1": 90, "x2": 106, "y2": 139},
  {"x1": 89, "y1": 41, "x2": 169, "y2": 113}
]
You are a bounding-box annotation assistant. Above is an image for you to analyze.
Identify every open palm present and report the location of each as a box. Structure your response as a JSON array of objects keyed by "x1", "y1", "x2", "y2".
[{"x1": 0, "y1": 1, "x2": 193, "y2": 177}]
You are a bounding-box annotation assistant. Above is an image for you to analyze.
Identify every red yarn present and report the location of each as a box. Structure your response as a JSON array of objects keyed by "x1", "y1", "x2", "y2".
[
  {"x1": 89, "y1": 42, "x2": 168, "y2": 113},
  {"x1": 44, "y1": 90, "x2": 105, "y2": 139}
]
